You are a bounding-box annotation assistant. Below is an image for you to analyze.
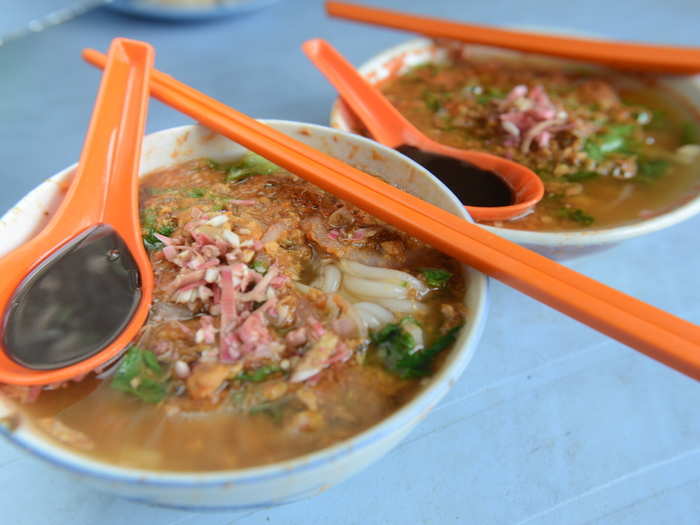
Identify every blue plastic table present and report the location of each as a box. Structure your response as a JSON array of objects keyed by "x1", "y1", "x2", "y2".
[{"x1": 1, "y1": 1, "x2": 699, "y2": 523}]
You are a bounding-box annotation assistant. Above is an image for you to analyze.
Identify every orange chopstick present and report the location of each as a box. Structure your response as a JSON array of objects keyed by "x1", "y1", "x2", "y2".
[
  {"x1": 326, "y1": 2, "x2": 700, "y2": 74},
  {"x1": 82, "y1": 48, "x2": 700, "y2": 380}
]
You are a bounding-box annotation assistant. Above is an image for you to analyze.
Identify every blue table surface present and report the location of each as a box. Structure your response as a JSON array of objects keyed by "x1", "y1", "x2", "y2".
[{"x1": 1, "y1": 1, "x2": 699, "y2": 524}]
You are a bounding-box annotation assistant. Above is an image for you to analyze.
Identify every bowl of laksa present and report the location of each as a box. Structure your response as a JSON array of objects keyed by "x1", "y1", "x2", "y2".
[
  {"x1": 0, "y1": 122, "x2": 488, "y2": 509},
  {"x1": 331, "y1": 38, "x2": 700, "y2": 259}
]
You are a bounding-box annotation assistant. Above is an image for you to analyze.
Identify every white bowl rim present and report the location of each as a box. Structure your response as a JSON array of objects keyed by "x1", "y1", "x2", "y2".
[
  {"x1": 329, "y1": 37, "x2": 700, "y2": 247},
  {"x1": 0, "y1": 121, "x2": 489, "y2": 487}
]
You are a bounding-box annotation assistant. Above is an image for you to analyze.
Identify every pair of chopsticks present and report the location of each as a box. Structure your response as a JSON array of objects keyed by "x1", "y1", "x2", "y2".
[
  {"x1": 82, "y1": 48, "x2": 700, "y2": 380},
  {"x1": 325, "y1": 1, "x2": 700, "y2": 74}
]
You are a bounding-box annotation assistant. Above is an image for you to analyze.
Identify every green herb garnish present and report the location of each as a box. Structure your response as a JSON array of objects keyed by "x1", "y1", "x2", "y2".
[
  {"x1": 564, "y1": 171, "x2": 599, "y2": 182},
  {"x1": 681, "y1": 121, "x2": 700, "y2": 146},
  {"x1": 111, "y1": 346, "x2": 169, "y2": 404},
  {"x1": 142, "y1": 222, "x2": 175, "y2": 251},
  {"x1": 648, "y1": 110, "x2": 668, "y2": 130},
  {"x1": 140, "y1": 208, "x2": 176, "y2": 250},
  {"x1": 558, "y1": 207, "x2": 595, "y2": 226},
  {"x1": 237, "y1": 365, "x2": 282, "y2": 383},
  {"x1": 637, "y1": 157, "x2": 670, "y2": 182},
  {"x1": 372, "y1": 322, "x2": 462, "y2": 379},
  {"x1": 251, "y1": 259, "x2": 268, "y2": 274},
  {"x1": 583, "y1": 140, "x2": 604, "y2": 162},
  {"x1": 187, "y1": 188, "x2": 205, "y2": 198},
  {"x1": 475, "y1": 87, "x2": 505, "y2": 104},
  {"x1": 249, "y1": 399, "x2": 289, "y2": 423},
  {"x1": 544, "y1": 192, "x2": 564, "y2": 201},
  {"x1": 599, "y1": 124, "x2": 635, "y2": 154},
  {"x1": 422, "y1": 90, "x2": 443, "y2": 112},
  {"x1": 419, "y1": 268, "x2": 453, "y2": 288},
  {"x1": 226, "y1": 153, "x2": 280, "y2": 182},
  {"x1": 584, "y1": 124, "x2": 636, "y2": 161}
]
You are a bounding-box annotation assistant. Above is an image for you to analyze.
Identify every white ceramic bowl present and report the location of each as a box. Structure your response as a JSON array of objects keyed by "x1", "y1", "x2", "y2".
[
  {"x1": 330, "y1": 38, "x2": 700, "y2": 260},
  {"x1": 0, "y1": 121, "x2": 488, "y2": 510}
]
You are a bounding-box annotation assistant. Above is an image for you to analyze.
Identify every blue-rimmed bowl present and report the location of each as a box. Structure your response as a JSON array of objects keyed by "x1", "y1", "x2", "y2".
[
  {"x1": 106, "y1": 0, "x2": 281, "y2": 21},
  {"x1": 0, "y1": 122, "x2": 488, "y2": 509}
]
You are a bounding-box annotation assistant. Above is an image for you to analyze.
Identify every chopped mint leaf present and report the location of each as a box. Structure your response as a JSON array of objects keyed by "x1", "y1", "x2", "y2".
[
  {"x1": 419, "y1": 268, "x2": 453, "y2": 288},
  {"x1": 237, "y1": 365, "x2": 282, "y2": 383},
  {"x1": 111, "y1": 346, "x2": 169, "y2": 404},
  {"x1": 226, "y1": 153, "x2": 281, "y2": 182}
]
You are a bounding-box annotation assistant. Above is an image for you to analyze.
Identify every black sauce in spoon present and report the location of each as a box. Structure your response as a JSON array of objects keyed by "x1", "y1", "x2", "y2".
[
  {"x1": 2, "y1": 225, "x2": 141, "y2": 370},
  {"x1": 396, "y1": 145, "x2": 515, "y2": 208}
]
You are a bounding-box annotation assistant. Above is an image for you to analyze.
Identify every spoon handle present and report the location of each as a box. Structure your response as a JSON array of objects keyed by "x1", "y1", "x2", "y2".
[
  {"x1": 63, "y1": 39, "x2": 153, "y2": 241},
  {"x1": 303, "y1": 38, "x2": 418, "y2": 148},
  {"x1": 83, "y1": 48, "x2": 700, "y2": 381},
  {"x1": 0, "y1": 39, "x2": 153, "y2": 386},
  {"x1": 303, "y1": 38, "x2": 545, "y2": 222},
  {"x1": 326, "y1": 2, "x2": 700, "y2": 74}
]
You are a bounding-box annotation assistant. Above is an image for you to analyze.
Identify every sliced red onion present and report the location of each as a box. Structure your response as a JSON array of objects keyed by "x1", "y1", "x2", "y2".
[{"x1": 154, "y1": 233, "x2": 176, "y2": 246}]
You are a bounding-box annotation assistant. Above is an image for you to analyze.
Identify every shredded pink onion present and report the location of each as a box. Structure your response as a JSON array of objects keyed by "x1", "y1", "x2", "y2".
[
  {"x1": 498, "y1": 84, "x2": 566, "y2": 152},
  {"x1": 153, "y1": 233, "x2": 175, "y2": 246},
  {"x1": 238, "y1": 265, "x2": 279, "y2": 303},
  {"x1": 218, "y1": 266, "x2": 239, "y2": 361},
  {"x1": 166, "y1": 269, "x2": 206, "y2": 295}
]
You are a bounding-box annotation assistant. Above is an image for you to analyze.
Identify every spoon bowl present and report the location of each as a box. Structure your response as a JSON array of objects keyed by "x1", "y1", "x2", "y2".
[
  {"x1": 0, "y1": 38, "x2": 154, "y2": 385},
  {"x1": 302, "y1": 38, "x2": 544, "y2": 221}
]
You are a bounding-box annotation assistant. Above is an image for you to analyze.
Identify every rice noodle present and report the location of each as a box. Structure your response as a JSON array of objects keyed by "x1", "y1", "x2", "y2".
[
  {"x1": 333, "y1": 294, "x2": 367, "y2": 339},
  {"x1": 319, "y1": 264, "x2": 341, "y2": 293},
  {"x1": 376, "y1": 298, "x2": 428, "y2": 314},
  {"x1": 342, "y1": 275, "x2": 408, "y2": 299},
  {"x1": 295, "y1": 282, "x2": 315, "y2": 294},
  {"x1": 354, "y1": 302, "x2": 394, "y2": 325},
  {"x1": 339, "y1": 259, "x2": 426, "y2": 295},
  {"x1": 354, "y1": 304, "x2": 380, "y2": 329}
]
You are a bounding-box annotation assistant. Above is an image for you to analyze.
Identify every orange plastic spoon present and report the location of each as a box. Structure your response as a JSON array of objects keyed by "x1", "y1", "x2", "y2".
[
  {"x1": 83, "y1": 47, "x2": 700, "y2": 381},
  {"x1": 0, "y1": 39, "x2": 154, "y2": 386},
  {"x1": 303, "y1": 38, "x2": 543, "y2": 222},
  {"x1": 326, "y1": 2, "x2": 700, "y2": 74}
]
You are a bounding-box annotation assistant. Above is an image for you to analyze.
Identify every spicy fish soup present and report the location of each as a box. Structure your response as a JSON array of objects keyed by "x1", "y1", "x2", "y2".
[
  {"x1": 3, "y1": 155, "x2": 467, "y2": 471},
  {"x1": 380, "y1": 52, "x2": 700, "y2": 231}
]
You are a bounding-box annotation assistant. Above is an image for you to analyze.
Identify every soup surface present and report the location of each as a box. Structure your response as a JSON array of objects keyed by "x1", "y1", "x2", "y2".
[
  {"x1": 1, "y1": 156, "x2": 466, "y2": 471},
  {"x1": 380, "y1": 49, "x2": 700, "y2": 230}
]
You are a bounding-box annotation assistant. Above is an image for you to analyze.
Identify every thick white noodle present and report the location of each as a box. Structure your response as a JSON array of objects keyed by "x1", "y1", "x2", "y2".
[
  {"x1": 343, "y1": 299, "x2": 367, "y2": 339},
  {"x1": 354, "y1": 302, "x2": 394, "y2": 324},
  {"x1": 343, "y1": 275, "x2": 408, "y2": 299},
  {"x1": 294, "y1": 282, "x2": 315, "y2": 294},
  {"x1": 354, "y1": 303, "x2": 381, "y2": 329},
  {"x1": 321, "y1": 264, "x2": 341, "y2": 293},
  {"x1": 376, "y1": 298, "x2": 429, "y2": 314},
  {"x1": 339, "y1": 259, "x2": 427, "y2": 295}
]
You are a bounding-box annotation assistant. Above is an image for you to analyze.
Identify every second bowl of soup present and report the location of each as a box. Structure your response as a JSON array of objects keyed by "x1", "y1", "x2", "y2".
[{"x1": 330, "y1": 38, "x2": 700, "y2": 259}]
